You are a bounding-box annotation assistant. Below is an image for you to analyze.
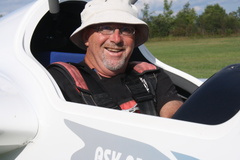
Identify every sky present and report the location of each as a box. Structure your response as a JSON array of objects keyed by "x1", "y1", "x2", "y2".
[
  {"x1": 0, "y1": 0, "x2": 240, "y2": 16},
  {"x1": 134, "y1": 0, "x2": 240, "y2": 16}
]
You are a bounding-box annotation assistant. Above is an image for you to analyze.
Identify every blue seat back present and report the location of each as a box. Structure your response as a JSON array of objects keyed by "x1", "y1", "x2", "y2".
[{"x1": 50, "y1": 51, "x2": 85, "y2": 64}]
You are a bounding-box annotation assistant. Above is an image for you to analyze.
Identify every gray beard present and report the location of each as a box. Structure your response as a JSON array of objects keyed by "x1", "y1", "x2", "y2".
[{"x1": 102, "y1": 54, "x2": 127, "y2": 71}]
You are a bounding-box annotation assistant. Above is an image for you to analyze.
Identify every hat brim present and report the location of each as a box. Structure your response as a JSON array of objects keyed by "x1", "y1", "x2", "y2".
[{"x1": 70, "y1": 10, "x2": 149, "y2": 50}]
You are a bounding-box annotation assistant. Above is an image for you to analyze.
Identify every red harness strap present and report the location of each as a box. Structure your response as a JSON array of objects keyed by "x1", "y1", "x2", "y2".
[
  {"x1": 53, "y1": 62, "x2": 89, "y2": 91},
  {"x1": 129, "y1": 61, "x2": 157, "y2": 74}
]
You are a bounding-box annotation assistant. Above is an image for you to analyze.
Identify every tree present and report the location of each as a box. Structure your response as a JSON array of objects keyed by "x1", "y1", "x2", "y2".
[
  {"x1": 162, "y1": 0, "x2": 175, "y2": 36},
  {"x1": 141, "y1": 1, "x2": 239, "y2": 38},
  {"x1": 141, "y1": 3, "x2": 152, "y2": 24},
  {"x1": 149, "y1": 14, "x2": 167, "y2": 37},
  {"x1": 149, "y1": 0, "x2": 174, "y2": 37},
  {"x1": 198, "y1": 4, "x2": 227, "y2": 35},
  {"x1": 172, "y1": 2, "x2": 198, "y2": 36},
  {"x1": 163, "y1": 0, "x2": 173, "y2": 18},
  {"x1": 225, "y1": 8, "x2": 240, "y2": 34},
  {"x1": 237, "y1": 7, "x2": 240, "y2": 19}
]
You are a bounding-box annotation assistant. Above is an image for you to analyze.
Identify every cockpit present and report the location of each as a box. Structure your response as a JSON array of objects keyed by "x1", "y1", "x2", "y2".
[{"x1": 30, "y1": 0, "x2": 240, "y2": 125}]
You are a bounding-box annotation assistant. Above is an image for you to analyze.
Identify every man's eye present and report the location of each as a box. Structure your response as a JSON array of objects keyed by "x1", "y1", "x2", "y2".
[
  {"x1": 122, "y1": 27, "x2": 131, "y2": 33},
  {"x1": 121, "y1": 27, "x2": 135, "y2": 35},
  {"x1": 101, "y1": 26, "x2": 113, "y2": 31}
]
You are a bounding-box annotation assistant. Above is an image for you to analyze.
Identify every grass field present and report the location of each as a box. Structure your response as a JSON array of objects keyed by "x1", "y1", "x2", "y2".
[{"x1": 145, "y1": 36, "x2": 240, "y2": 78}]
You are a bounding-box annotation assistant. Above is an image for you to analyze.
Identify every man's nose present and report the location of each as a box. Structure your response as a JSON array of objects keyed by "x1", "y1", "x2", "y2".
[{"x1": 109, "y1": 29, "x2": 123, "y2": 44}]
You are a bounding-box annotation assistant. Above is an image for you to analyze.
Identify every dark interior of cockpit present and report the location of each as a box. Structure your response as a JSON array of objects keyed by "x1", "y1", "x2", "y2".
[
  {"x1": 31, "y1": 1, "x2": 86, "y2": 67},
  {"x1": 30, "y1": 1, "x2": 240, "y2": 125}
]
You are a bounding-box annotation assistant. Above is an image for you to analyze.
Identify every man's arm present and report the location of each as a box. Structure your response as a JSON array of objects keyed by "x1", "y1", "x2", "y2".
[{"x1": 159, "y1": 100, "x2": 183, "y2": 118}]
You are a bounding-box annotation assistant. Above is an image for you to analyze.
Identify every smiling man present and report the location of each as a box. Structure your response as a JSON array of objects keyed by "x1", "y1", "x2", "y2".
[
  {"x1": 48, "y1": 0, "x2": 183, "y2": 117},
  {"x1": 83, "y1": 23, "x2": 135, "y2": 78}
]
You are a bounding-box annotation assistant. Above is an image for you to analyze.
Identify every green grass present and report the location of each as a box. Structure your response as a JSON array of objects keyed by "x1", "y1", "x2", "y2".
[{"x1": 145, "y1": 36, "x2": 240, "y2": 78}]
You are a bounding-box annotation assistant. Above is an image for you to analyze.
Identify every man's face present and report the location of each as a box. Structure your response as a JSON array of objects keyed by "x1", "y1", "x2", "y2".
[{"x1": 84, "y1": 23, "x2": 135, "y2": 76}]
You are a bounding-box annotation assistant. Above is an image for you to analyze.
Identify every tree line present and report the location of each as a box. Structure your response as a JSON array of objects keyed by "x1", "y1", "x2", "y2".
[{"x1": 141, "y1": 0, "x2": 240, "y2": 38}]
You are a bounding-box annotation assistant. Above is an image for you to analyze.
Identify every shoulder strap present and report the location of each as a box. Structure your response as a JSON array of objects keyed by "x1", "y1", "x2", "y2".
[
  {"x1": 49, "y1": 62, "x2": 97, "y2": 105},
  {"x1": 125, "y1": 61, "x2": 159, "y2": 116},
  {"x1": 50, "y1": 62, "x2": 120, "y2": 109},
  {"x1": 53, "y1": 62, "x2": 89, "y2": 91},
  {"x1": 128, "y1": 61, "x2": 158, "y2": 75}
]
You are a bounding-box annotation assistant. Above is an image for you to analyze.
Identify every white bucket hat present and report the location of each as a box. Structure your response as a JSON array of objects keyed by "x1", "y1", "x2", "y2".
[{"x1": 70, "y1": 0, "x2": 149, "y2": 50}]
